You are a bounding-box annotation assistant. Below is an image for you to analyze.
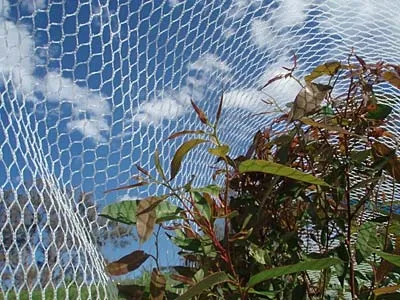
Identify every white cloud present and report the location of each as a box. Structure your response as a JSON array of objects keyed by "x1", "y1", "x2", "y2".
[
  {"x1": 134, "y1": 91, "x2": 188, "y2": 124},
  {"x1": 168, "y1": 0, "x2": 184, "y2": 7},
  {"x1": 272, "y1": 0, "x2": 309, "y2": 28},
  {"x1": 67, "y1": 119, "x2": 109, "y2": 142},
  {"x1": 223, "y1": 89, "x2": 265, "y2": 112},
  {"x1": 135, "y1": 54, "x2": 230, "y2": 124},
  {"x1": 318, "y1": 1, "x2": 400, "y2": 61},
  {"x1": 19, "y1": 0, "x2": 46, "y2": 13},
  {"x1": 250, "y1": 19, "x2": 275, "y2": 50},
  {"x1": 0, "y1": 19, "x2": 37, "y2": 95},
  {"x1": 0, "y1": 3, "x2": 110, "y2": 142}
]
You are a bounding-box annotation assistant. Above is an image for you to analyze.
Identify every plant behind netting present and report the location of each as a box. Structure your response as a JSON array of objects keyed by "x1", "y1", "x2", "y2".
[{"x1": 100, "y1": 53, "x2": 400, "y2": 299}]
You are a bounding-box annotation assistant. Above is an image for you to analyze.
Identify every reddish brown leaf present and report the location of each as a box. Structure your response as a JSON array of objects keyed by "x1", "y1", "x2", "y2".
[
  {"x1": 106, "y1": 250, "x2": 150, "y2": 276},
  {"x1": 136, "y1": 164, "x2": 150, "y2": 177},
  {"x1": 136, "y1": 196, "x2": 168, "y2": 216},
  {"x1": 104, "y1": 181, "x2": 149, "y2": 194},
  {"x1": 137, "y1": 199, "x2": 157, "y2": 243},
  {"x1": 167, "y1": 130, "x2": 205, "y2": 140},
  {"x1": 260, "y1": 74, "x2": 285, "y2": 90},
  {"x1": 215, "y1": 93, "x2": 224, "y2": 126},
  {"x1": 150, "y1": 268, "x2": 166, "y2": 300},
  {"x1": 117, "y1": 284, "x2": 146, "y2": 300},
  {"x1": 170, "y1": 273, "x2": 195, "y2": 286},
  {"x1": 191, "y1": 99, "x2": 208, "y2": 124}
]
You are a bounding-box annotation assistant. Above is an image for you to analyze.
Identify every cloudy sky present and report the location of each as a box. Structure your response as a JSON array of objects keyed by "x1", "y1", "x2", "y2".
[{"x1": 1, "y1": 0, "x2": 400, "y2": 265}]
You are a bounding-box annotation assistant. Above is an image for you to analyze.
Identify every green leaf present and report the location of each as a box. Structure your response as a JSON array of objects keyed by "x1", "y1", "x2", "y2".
[
  {"x1": 305, "y1": 61, "x2": 341, "y2": 83},
  {"x1": 100, "y1": 199, "x2": 183, "y2": 225},
  {"x1": 192, "y1": 192, "x2": 212, "y2": 220},
  {"x1": 154, "y1": 149, "x2": 167, "y2": 181},
  {"x1": 170, "y1": 139, "x2": 208, "y2": 180},
  {"x1": 176, "y1": 272, "x2": 229, "y2": 300},
  {"x1": 367, "y1": 104, "x2": 393, "y2": 120},
  {"x1": 356, "y1": 222, "x2": 382, "y2": 259},
  {"x1": 191, "y1": 184, "x2": 222, "y2": 196},
  {"x1": 249, "y1": 243, "x2": 268, "y2": 265},
  {"x1": 168, "y1": 230, "x2": 202, "y2": 252},
  {"x1": 248, "y1": 289, "x2": 279, "y2": 298},
  {"x1": 300, "y1": 117, "x2": 351, "y2": 135},
  {"x1": 208, "y1": 144, "x2": 230, "y2": 158},
  {"x1": 248, "y1": 258, "x2": 342, "y2": 287},
  {"x1": 100, "y1": 200, "x2": 138, "y2": 225},
  {"x1": 239, "y1": 159, "x2": 330, "y2": 187},
  {"x1": 375, "y1": 251, "x2": 400, "y2": 267},
  {"x1": 106, "y1": 250, "x2": 150, "y2": 276},
  {"x1": 155, "y1": 201, "x2": 184, "y2": 223}
]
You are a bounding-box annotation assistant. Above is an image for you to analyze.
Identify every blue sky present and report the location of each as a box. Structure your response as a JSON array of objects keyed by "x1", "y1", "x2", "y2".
[{"x1": 1, "y1": 0, "x2": 400, "y2": 276}]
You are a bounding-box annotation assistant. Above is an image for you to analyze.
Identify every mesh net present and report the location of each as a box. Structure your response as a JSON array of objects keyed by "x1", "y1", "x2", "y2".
[{"x1": 1, "y1": 0, "x2": 400, "y2": 298}]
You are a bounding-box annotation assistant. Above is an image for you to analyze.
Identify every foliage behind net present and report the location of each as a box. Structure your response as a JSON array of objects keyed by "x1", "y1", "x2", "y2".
[{"x1": 1, "y1": 0, "x2": 400, "y2": 298}]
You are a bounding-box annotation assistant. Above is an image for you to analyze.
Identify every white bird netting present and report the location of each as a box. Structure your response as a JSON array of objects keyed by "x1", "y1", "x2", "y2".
[{"x1": 1, "y1": 0, "x2": 400, "y2": 298}]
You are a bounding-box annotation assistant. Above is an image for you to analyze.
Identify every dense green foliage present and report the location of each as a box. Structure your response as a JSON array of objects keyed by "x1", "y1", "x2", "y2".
[{"x1": 101, "y1": 54, "x2": 400, "y2": 299}]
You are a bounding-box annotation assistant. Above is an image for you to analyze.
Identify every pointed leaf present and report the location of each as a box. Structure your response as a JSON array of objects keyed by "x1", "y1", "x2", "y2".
[
  {"x1": 239, "y1": 159, "x2": 330, "y2": 187},
  {"x1": 137, "y1": 199, "x2": 157, "y2": 243},
  {"x1": 104, "y1": 181, "x2": 149, "y2": 194},
  {"x1": 136, "y1": 164, "x2": 150, "y2": 177},
  {"x1": 191, "y1": 99, "x2": 208, "y2": 124},
  {"x1": 170, "y1": 274, "x2": 195, "y2": 286},
  {"x1": 100, "y1": 200, "x2": 138, "y2": 225},
  {"x1": 100, "y1": 199, "x2": 183, "y2": 225},
  {"x1": 215, "y1": 93, "x2": 224, "y2": 126},
  {"x1": 136, "y1": 196, "x2": 167, "y2": 216},
  {"x1": 248, "y1": 258, "x2": 342, "y2": 287},
  {"x1": 383, "y1": 71, "x2": 400, "y2": 89},
  {"x1": 168, "y1": 130, "x2": 206, "y2": 140},
  {"x1": 208, "y1": 144, "x2": 229, "y2": 158},
  {"x1": 191, "y1": 184, "x2": 222, "y2": 196},
  {"x1": 375, "y1": 251, "x2": 400, "y2": 267},
  {"x1": 192, "y1": 192, "x2": 211, "y2": 220},
  {"x1": 155, "y1": 201, "x2": 185, "y2": 223},
  {"x1": 300, "y1": 118, "x2": 351, "y2": 135},
  {"x1": 373, "y1": 284, "x2": 400, "y2": 297},
  {"x1": 367, "y1": 103, "x2": 392, "y2": 120},
  {"x1": 106, "y1": 250, "x2": 150, "y2": 276},
  {"x1": 305, "y1": 61, "x2": 341, "y2": 83},
  {"x1": 170, "y1": 139, "x2": 208, "y2": 180},
  {"x1": 150, "y1": 268, "x2": 166, "y2": 300},
  {"x1": 176, "y1": 272, "x2": 229, "y2": 300},
  {"x1": 356, "y1": 222, "x2": 382, "y2": 259},
  {"x1": 154, "y1": 149, "x2": 167, "y2": 181}
]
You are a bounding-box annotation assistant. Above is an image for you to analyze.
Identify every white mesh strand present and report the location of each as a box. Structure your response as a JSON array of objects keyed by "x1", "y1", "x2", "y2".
[{"x1": 1, "y1": 0, "x2": 400, "y2": 298}]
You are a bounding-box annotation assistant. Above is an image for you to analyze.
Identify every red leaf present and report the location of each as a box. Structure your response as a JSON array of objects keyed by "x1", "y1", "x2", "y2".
[
  {"x1": 191, "y1": 99, "x2": 208, "y2": 124},
  {"x1": 106, "y1": 250, "x2": 150, "y2": 276}
]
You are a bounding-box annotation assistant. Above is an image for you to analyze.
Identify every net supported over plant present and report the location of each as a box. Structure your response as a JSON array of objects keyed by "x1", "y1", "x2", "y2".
[{"x1": 1, "y1": 0, "x2": 400, "y2": 298}]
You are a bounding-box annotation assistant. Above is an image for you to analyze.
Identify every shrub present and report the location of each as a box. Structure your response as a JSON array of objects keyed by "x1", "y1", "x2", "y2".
[{"x1": 101, "y1": 53, "x2": 400, "y2": 299}]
